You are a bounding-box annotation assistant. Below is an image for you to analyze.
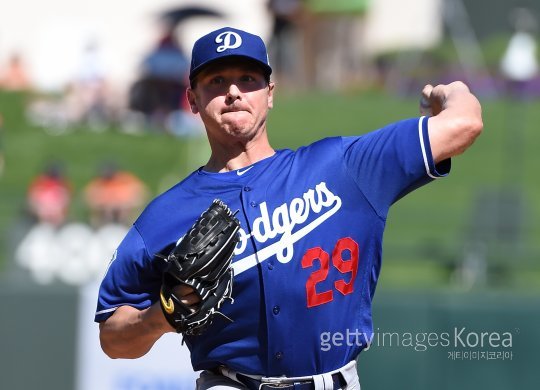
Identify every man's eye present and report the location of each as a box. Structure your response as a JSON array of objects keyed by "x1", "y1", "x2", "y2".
[
  {"x1": 240, "y1": 75, "x2": 256, "y2": 82},
  {"x1": 210, "y1": 76, "x2": 225, "y2": 85}
]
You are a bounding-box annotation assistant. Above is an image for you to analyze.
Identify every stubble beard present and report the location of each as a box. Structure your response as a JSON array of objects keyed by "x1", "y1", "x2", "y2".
[{"x1": 221, "y1": 112, "x2": 267, "y2": 142}]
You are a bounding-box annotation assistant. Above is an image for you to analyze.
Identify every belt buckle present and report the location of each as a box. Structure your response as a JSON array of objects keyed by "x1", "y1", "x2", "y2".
[
  {"x1": 259, "y1": 380, "x2": 313, "y2": 390},
  {"x1": 259, "y1": 379, "x2": 296, "y2": 390}
]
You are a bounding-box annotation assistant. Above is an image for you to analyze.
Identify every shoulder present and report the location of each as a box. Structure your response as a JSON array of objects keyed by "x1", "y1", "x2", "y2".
[
  {"x1": 131, "y1": 172, "x2": 201, "y2": 251},
  {"x1": 137, "y1": 175, "x2": 194, "y2": 222},
  {"x1": 341, "y1": 117, "x2": 422, "y2": 148},
  {"x1": 294, "y1": 136, "x2": 344, "y2": 157}
]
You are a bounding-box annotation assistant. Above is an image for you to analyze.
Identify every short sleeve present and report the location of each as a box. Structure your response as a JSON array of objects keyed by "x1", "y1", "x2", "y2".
[
  {"x1": 342, "y1": 116, "x2": 450, "y2": 218},
  {"x1": 94, "y1": 226, "x2": 163, "y2": 322}
]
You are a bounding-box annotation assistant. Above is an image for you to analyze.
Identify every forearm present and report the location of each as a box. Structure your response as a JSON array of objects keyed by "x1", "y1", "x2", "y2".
[
  {"x1": 99, "y1": 303, "x2": 173, "y2": 359},
  {"x1": 422, "y1": 81, "x2": 483, "y2": 163}
]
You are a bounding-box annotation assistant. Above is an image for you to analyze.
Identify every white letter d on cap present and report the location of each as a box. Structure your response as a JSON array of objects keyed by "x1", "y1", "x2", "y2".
[{"x1": 215, "y1": 31, "x2": 242, "y2": 52}]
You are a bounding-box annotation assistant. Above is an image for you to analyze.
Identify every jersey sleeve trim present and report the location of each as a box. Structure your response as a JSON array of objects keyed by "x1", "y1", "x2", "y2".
[
  {"x1": 419, "y1": 116, "x2": 451, "y2": 178},
  {"x1": 95, "y1": 307, "x2": 118, "y2": 316}
]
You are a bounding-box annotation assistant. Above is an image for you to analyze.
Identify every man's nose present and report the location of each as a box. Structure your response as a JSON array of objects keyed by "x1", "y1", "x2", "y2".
[{"x1": 225, "y1": 84, "x2": 241, "y2": 104}]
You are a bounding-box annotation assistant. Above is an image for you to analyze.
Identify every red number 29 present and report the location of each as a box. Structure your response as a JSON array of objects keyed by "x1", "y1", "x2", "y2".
[{"x1": 301, "y1": 237, "x2": 359, "y2": 308}]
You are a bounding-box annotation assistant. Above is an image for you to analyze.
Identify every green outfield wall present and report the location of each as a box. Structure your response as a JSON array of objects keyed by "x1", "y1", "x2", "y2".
[{"x1": 0, "y1": 282, "x2": 537, "y2": 390}]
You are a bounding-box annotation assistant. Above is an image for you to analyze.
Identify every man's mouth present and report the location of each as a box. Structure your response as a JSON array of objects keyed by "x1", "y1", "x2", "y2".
[{"x1": 222, "y1": 105, "x2": 248, "y2": 114}]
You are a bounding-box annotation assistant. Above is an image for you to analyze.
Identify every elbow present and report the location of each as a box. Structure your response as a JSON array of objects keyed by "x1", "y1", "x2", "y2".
[
  {"x1": 453, "y1": 113, "x2": 483, "y2": 155},
  {"x1": 99, "y1": 331, "x2": 121, "y2": 359},
  {"x1": 100, "y1": 333, "x2": 139, "y2": 359},
  {"x1": 468, "y1": 97, "x2": 484, "y2": 141},
  {"x1": 99, "y1": 323, "x2": 130, "y2": 359},
  {"x1": 467, "y1": 116, "x2": 483, "y2": 150},
  {"x1": 468, "y1": 115, "x2": 484, "y2": 141},
  {"x1": 101, "y1": 348, "x2": 120, "y2": 360},
  {"x1": 452, "y1": 90, "x2": 483, "y2": 150},
  {"x1": 99, "y1": 326, "x2": 150, "y2": 360}
]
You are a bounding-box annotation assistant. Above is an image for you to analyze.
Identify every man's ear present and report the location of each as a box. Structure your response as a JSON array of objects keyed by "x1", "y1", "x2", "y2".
[
  {"x1": 267, "y1": 82, "x2": 275, "y2": 109},
  {"x1": 186, "y1": 88, "x2": 199, "y2": 114}
]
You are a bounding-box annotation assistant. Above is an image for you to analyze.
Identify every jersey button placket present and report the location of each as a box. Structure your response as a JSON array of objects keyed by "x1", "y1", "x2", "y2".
[{"x1": 272, "y1": 305, "x2": 280, "y2": 315}]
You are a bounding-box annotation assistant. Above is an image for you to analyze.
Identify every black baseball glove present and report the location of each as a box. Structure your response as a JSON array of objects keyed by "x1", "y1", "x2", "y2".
[{"x1": 159, "y1": 199, "x2": 240, "y2": 335}]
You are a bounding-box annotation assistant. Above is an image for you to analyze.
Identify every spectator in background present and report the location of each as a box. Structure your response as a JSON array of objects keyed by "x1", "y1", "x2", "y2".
[
  {"x1": 84, "y1": 162, "x2": 149, "y2": 228},
  {"x1": 128, "y1": 23, "x2": 190, "y2": 132},
  {"x1": 27, "y1": 162, "x2": 72, "y2": 227},
  {"x1": 0, "y1": 53, "x2": 31, "y2": 91},
  {"x1": 267, "y1": 0, "x2": 305, "y2": 87},
  {"x1": 500, "y1": 7, "x2": 539, "y2": 98},
  {"x1": 25, "y1": 40, "x2": 119, "y2": 133},
  {"x1": 71, "y1": 39, "x2": 113, "y2": 130},
  {"x1": 303, "y1": 0, "x2": 369, "y2": 90}
]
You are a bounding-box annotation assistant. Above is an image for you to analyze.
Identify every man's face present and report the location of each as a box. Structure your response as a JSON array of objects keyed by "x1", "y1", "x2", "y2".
[{"x1": 187, "y1": 58, "x2": 274, "y2": 143}]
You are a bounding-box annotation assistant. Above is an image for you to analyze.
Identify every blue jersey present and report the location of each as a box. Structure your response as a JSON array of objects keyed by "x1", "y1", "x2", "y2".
[{"x1": 96, "y1": 116, "x2": 450, "y2": 376}]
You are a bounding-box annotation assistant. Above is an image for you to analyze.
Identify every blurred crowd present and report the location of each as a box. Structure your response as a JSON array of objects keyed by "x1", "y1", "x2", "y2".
[
  {"x1": 1, "y1": 2, "x2": 540, "y2": 287},
  {"x1": 14, "y1": 161, "x2": 149, "y2": 285},
  {"x1": 19, "y1": 32, "x2": 204, "y2": 137},
  {"x1": 25, "y1": 161, "x2": 149, "y2": 228},
  {"x1": 0, "y1": 2, "x2": 539, "y2": 137}
]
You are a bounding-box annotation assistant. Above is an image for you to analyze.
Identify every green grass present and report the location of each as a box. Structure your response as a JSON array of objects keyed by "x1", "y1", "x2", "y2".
[{"x1": 1, "y1": 89, "x2": 539, "y2": 289}]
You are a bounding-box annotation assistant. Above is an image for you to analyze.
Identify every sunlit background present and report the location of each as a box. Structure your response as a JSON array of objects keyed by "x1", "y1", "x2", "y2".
[{"x1": 0, "y1": 0, "x2": 538, "y2": 389}]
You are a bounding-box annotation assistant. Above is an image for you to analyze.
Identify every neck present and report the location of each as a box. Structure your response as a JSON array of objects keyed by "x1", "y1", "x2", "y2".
[{"x1": 204, "y1": 133, "x2": 275, "y2": 173}]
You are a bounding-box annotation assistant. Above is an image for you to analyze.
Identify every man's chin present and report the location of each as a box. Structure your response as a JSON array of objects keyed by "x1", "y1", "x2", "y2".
[{"x1": 222, "y1": 120, "x2": 253, "y2": 136}]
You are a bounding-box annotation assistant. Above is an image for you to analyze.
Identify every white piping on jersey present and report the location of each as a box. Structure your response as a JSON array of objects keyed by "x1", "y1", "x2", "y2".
[
  {"x1": 95, "y1": 307, "x2": 118, "y2": 315},
  {"x1": 232, "y1": 182, "x2": 342, "y2": 275},
  {"x1": 418, "y1": 116, "x2": 438, "y2": 179}
]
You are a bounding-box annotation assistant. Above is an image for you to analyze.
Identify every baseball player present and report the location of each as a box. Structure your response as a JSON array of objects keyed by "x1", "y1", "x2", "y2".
[{"x1": 96, "y1": 27, "x2": 483, "y2": 389}]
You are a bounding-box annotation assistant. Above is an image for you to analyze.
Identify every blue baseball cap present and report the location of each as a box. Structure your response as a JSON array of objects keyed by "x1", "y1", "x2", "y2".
[{"x1": 189, "y1": 27, "x2": 272, "y2": 83}]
